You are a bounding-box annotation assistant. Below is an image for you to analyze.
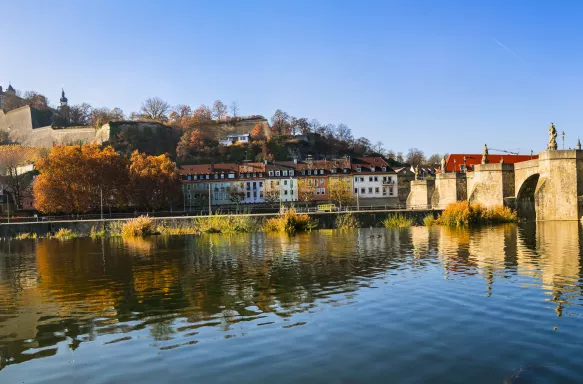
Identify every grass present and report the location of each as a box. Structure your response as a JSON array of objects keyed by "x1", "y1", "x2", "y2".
[
  {"x1": 193, "y1": 213, "x2": 259, "y2": 234},
  {"x1": 382, "y1": 214, "x2": 414, "y2": 228},
  {"x1": 158, "y1": 222, "x2": 199, "y2": 236},
  {"x1": 335, "y1": 213, "x2": 359, "y2": 229},
  {"x1": 90, "y1": 225, "x2": 106, "y2": 238},
  {"x1": 52, "y1": 228, "x2": 79, "y2": 240},
  {"x1": 14, "y1": 233, "x2": 38, "y2": 240},
  {"x1": 121, "y1": 216, "x2": 157, "y2": 237},
  {"x1": 436, "y1": 202, "x2": 517, "y2": 226},
  {"x1": 263, "y1": 208, "x2": 317, "y2": 234},
  {"x1": 423, "y1": 214, "x2": 436, "y2": 227}
]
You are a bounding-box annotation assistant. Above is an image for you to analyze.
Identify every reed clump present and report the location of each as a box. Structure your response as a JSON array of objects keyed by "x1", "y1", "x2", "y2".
[
  {"x1": 52, "y1": 228, "x2": 79, "y2": 240},
  {"x1": 121, "y1": 216, "x2": 157, "y2": 237},
  {"x1": 335, "y1": 213, "x2": 359, "y2": 229},
  {"x1": 14, "y1": 233, "x2": 38, "y2": 240},
  {"x1": 157, "y1": 221, "x2": 199, "y2": 236},
  {"x1": 382, "y1": 214, "x2": 414, "y2": 228},
  {"x1": 263, "y1": 208, "x2": 317, "y2": 234},
  {"x1": 436, "y1": 202, "x2": 517, "y2": 226},
  {"x1": 193, "y1": 213, "x2": 259, "y2": 234},
  {"x1": 90, "y1": 225, "x2": 106, "y2": 238},
  {"x1": 423, "y1": 214, "x2": 436, "y2": 227}
]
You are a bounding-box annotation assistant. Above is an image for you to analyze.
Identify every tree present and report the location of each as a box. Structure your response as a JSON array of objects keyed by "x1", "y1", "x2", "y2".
[
  {"x1": 396, "y1": 152, "x2": 404, "y2": 163},
  {"x1": 128, "y1": 151, "x2": 181, "y2": 211},
  {"x1": 22, "y1": 91, "x2": 49, "y2": 110},
  {"x1": 297, "y1": 179, "x2": 316, "y2": 207},
  {"x1": 69, "y1": 103, "x2": 92, "y2": 125},
  {"x1": 336, "y1": 123, "x2": 353, "y2": 143},
  {"x1": 34, "y1": 145, "x2": 129, "y2": 214},
  {"x1": 270, "y1": 109, "x2": 291, "y2": 136},
  {"x1": 426, "y1": 153, "x2": 442, "y2": 166},
  {"x1": 191, "y1": 104, "x2": 213, "y2": 125},
  {"x1": 373, "y1": 141, "x2": 385, "y2": 154},
  {"x1": 212, "y1": 100, "x2": 228, "y2": 121},
  {"x1": 386, "y1": 150, "x2": 396, "y2": 160},
  {"x1": 176, "y1": 128, "x2": 205, "y2": 160},
  {"x1": 140, "y1": 97, "x2": 170, "y2": 122},
  {"x1": 406, "y1": 148, "x2": 426, "y2": 167},
  {"x1": 90, "y1": 107, "x2": 124, "y2": 128},
  {"x1": 230, "y1": 101, "x2": 239, "y2": 117},
  {"x1": 0, "y1": 147, "x2": 38, "y2": 209},
  {"x1": 250, "y1": 123, "x2": 264, "y2": 139},
  {"x1": 328, "y1": 178, "x2": 355, "y2": 208},
  {"x1": 263, "y1": 180, "x2": 280, "y2": 205}
]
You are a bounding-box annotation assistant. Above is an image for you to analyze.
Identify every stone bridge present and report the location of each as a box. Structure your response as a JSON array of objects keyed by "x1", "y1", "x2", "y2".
[{"x1": 407, "y1": 150, "x2": 583, "y2": 221}]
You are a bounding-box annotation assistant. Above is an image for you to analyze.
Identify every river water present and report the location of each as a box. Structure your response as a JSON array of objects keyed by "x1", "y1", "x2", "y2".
[{"x1": 0, "y1": 223, "x2": 582, "y2": 383}]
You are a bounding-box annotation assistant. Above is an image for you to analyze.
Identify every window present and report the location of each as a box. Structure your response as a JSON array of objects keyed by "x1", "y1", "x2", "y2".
[
  {"x1": 259, "y1": 173, "x2": 263, "y2": 177},
  {"x1": 361, "y1": 188, "x2": 365, "y2": 194},
  {"x1": 214, "y1": 174, "x2": 218, "y2": 179},
  {"x1": 320, "y1": 170, "x2": 324, "y2": 175},
  {"x1": 220, "y1": 174, "x2": 225, "y2": 179},
  {"x1": 275, "y1": 171, "x2": 281, "y2": 176},
  {"x1": 357, "y1": 167, "x2": 361, "y2": 172},
  {"x1": 382, "y1": 167, "x2": 387, "y2": 171},
  {"x1": 383, "y1": 187, "x2": 387, "y2": 196},
  {"x1": 374, "y1": 176, "x2": 378, "y2": 182},
  {"x1": 308, "y1": 170, "x2": 312, "y2": 175},
  {"x1": 247, "y1": 173, "x2": 251, "y2": 178},
  {"x1": 246, "y1": 182, "x2": 251, "y2": 189},
  {"x1": 284, "y1": 190, "x2": 288, "y2": 195},
  {"x1": 253, "y1": 173, "x2": 257, "y2": 178},
  {"x1": 320, "y1": 178, "x2": 325, "y2": 184},
  {"x1": 315, "y1": 179, "x2": 319, "y2": 187},
  {"x1": 360, "y1": 177, "x2": 364, "y2": 182},
  {"x1": 284, "y1": 180, "x2": 288, "y2": 186},
  {"x1": 371, "y1": 167, "x2": 375, "y2": 172},
  {"x1": 345, "y1": 177, "x2": 350, "y2": 182},
  {"x1": 354, "y1": 177, "x2": 358, "y2": 183},
  {"x1": 283, "y1": 170, "x2": 288, "y2": 176},
  {"x1": 375, "y1": 187, "x2": 379, "y2": 193},
  {"x1": 241, "y1": 174, "x2": 245, "y2": 179},
  {"x1": 331, "y1": 169, "x2": 337, "y2": 174},
  {"x1": 260, "y1": 191, "x2": 264, "y2": 198},
  {"x1": 228, "y1": 173, "x2": 235, "y2": 179},
  {"x1": 369, "y1": 176, "x2": 373, "y2": 182},
  {"x1": 308, "y1": 179, "x2": 313, "y2": 186},
  {"x1": 321, "y1": 188, "x2": 326, "y2": 195},
  {"x1": 368, "y1": 188, "x2": 373, "y2": 194},
  {"x1": 290, "y1": 171, "x2": 294, "y2": 176},
  {"x1": 269, "y1": 171, "x2": 274, "y2": 176},
  {"x1": 354, "y1": 188, "x2": 358, "y2": 194},
  {"x1": 205, "y1": 175, "x2": 209, "y2": 180},
  {"x1": 389, "y1": 187, "x2": 394, "y2": 195},
  {"x1": 253, "y1": 191, "x2": 257, "y2": 198},
  {"x1": 343, "y1": 168, "x2": 348, "y2": 173},
  {"x1": 301, "y1": 170, "x2": 305, "y2": 175},
  {"x1": 247, "y1": 192, "x2": 251, "y2": 198},
  {"x1": 252, "y1": 182, "x2": 257, "y2": 189},
  {"x1": 187, "y1": 175, "x2": 192, "y2": 180}
]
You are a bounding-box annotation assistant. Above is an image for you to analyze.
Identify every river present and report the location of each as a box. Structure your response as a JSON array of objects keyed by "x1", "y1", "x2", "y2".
[{"x1": 0, "y1": 223, "x2": 582, "y2": 383}]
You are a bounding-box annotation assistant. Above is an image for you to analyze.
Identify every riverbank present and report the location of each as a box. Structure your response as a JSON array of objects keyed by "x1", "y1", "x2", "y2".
[{"x1": 0, "y1": 209, "x2": 440, "y2": 238}]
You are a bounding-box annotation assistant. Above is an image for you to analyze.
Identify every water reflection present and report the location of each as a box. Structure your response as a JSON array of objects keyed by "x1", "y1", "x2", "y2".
[{"x1": 0, "y1": 223, "x2": 582, "y2": 381}]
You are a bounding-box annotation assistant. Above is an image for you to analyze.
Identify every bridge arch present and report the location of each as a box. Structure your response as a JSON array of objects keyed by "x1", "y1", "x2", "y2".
[{"x1": 516, "y1": 173, "x2": 540, "y2": 220}]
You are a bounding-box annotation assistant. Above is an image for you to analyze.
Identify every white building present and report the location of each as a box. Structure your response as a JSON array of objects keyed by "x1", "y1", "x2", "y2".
[
  {"x1": 265, "y1": 162, "x2": 297, "y2": 203},
  {"x1": 351, "y1": 157, "x2": 398, "y2": 201},
  {"x1": 220, "y1": 133, "x2": 250, "y2": 146}
]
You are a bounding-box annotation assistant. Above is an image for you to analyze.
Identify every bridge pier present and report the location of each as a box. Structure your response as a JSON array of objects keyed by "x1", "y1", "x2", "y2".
[
  {"x1": 467, "y1": 163, "x2": 515, "y2": 208},
  {"x1": 431, "y1": 172, "x2": 467, "y2": 209},
  {"x1": 406, "y1": 179, "x2": 435, "y2": 209}
]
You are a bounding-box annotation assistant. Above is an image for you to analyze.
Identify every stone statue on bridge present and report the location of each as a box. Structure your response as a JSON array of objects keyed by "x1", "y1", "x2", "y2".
[
  {"x1": 441, "y1": 155, "x2": 447, "y2": 173},
  {"x1": 548, "y1": 123, "x2": 558, "y2": 150},
  {"x1": 481, "y1": 144, "x2": 489, "y2": 164}
]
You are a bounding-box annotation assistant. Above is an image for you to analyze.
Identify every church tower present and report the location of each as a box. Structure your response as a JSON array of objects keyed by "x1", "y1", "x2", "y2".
[{"x1": 60, "y1": 88, "x2": 68, "y2": 107}]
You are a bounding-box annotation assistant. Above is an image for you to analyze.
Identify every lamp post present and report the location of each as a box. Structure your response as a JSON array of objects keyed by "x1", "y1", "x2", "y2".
[
  {"x1": 208, "y1": 183, "x2": 212, "y2": 215},
  {"x1": 100, "y1": 186, "x2": 103, "y2": 221},
  {"x1": 562, "y1": 131, "x2": 565, "y2": 150}
]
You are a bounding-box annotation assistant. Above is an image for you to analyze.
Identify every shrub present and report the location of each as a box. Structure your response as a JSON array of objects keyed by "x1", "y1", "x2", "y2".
[
  {"x1": 15, "y1": 233, "x2": 38, "y2": 240},
  {"x1": 382, "y1": 214, "x2": 414, "y2": 228},
  {"x1": 423, "y1": 214, "x2": 436, "y2": 227},
  {"x1": 436, "y1": 202, "x2": 517, "y2": 226},
  {"x1": 121, "y1": 216, "x2": 157, "y2": 237},
  {"x1": 52, "y1": 228, "x2": 78, "y2": 240},
  {"x1": 158, "y1": 221, "x2": 199, "y2": 236},
  {"x1": 335, "y1": 213, "x2": 359, "y2": 229},
  {"x1": 264, "y1": 208, "x2": 317, "y2": 234},
  {"x1": 108, "y1": 221, "x2": 124, "y2": 236}
]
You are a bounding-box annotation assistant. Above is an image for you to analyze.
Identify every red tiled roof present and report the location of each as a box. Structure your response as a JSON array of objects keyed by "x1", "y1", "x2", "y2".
[
  {"x1": 444, "y1": 154, "x2": 538, "y2": 172},
  {"x1": 295, "y1": 158, "x2": 350, "y2": 171},
  {"x1": 351, "y1": 157, "x2": 394, "y2": 173},
  {"x1": 239, "y1": 162, "x2": 265, "y2": 173},
  {"x1": 180, "y1": 163, "x2": 238, "y2": 175}
]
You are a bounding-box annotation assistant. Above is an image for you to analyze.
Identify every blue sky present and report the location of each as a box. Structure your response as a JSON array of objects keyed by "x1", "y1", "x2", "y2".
[{"x1": 3, "y1": 0, "x2": 583, "y2": 155}]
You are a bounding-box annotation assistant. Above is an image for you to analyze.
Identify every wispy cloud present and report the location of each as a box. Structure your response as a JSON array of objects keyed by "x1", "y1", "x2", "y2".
[{"x1": 493, "y1": 38, "x2": 525, "y2": 62}]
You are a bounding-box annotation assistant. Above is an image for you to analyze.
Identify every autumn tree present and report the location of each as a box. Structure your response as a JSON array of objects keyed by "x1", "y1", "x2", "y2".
[
  {"x1": 176, "y1": 128, "x2": 205, "y2": 160},
  {"x1": 212, "y1": 100, "x2": 228, "y2": 122},
  {"x1": 270, "y1": 109, "x2": 291, "y2": 136},
  {"x1": 191, "y1": 104, "x2": 213, "y2": 125},
  {"x1": 227, "y1": 182, "x2": 246, "y2": 209},
  {"x1": 90, "y1": 107, "x2": 124, "y2": 128},
  {"x1": 128, "y1": 151, "x2": 181, "y2": 211},
  {"x1": 140, "y1": 97, "x2": 170, "y2": 122},
  {"x1": 328, "y1": 179, "x2": 355, "y2": 208},
  {"x1": 297, "y1": 179, "x2": 316, "y2": 207},
  {"x1": 22, "y1": 91, "x2": 49, "y2": 110},
  {"x1": 34, "y1": 145, "x2": 129, "y2": 214},
  {"x1": 250, "y1": 123, "x2": 264, "y2": 139}
]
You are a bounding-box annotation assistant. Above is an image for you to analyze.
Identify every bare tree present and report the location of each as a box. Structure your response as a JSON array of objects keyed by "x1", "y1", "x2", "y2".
[
  {"x1": 386, "y1": 150, "x2": 396, "y2": 160},
  {"x1": 406, "y1": 148, "x2": 426, "y2": 167},
  {"x1": 69, "y1": 103, "x2": 92, "y2": 125},
  {"x1": 22, "y1": 91, "x2": 49, "y2": 110},
  {"x1": 90, "y1": 107, "x2": 124, "y2": 128},
  {"x1": 396, "y1": 152, "x2": 404, "y2": 163},
  {"x1": 336, "y1": 123, "x2": 353, "y2": 142},
  {"x1": 270, "y1": 109, "x2": 291, "y2": 136},
  {"x1": 230, "y1": 101, "x2": 239, "y2": 118},
  {"x1": 426, "y1": 153, "x2": 442, "y2": 166},
  {"x1": 0, "y1": 150, "x2": 33, "y2": 209},
  {"x1": 140, "y1": 97, "x2": 170, "y2": 122},
  {"x1": 212, "y1": 100, "x2": 228, "y2": 122},
  {"x1": 373, "y1": 141, "x2": 385, "y2": 154}
]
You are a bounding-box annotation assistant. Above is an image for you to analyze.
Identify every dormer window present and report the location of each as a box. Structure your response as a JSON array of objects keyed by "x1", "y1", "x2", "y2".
[
  {"x1": 382, "y1": 167, "x2": 386, "y2": 171},
  {"x1": 253, "y1": 173, "x2": 257, "y2": 177},
  {"x1": 290, "y1": 171, "x2": 295, "y2": 176},
  {"x1": 320, "y1": 170, "x2": 324, "y2": 175},
  {"x1": 283, "y1": 170, "x2": 288, "y2": 176},
  {"x1": 331, "y1": 169, "x2": 337, "y2": 174},
  {"x1": 220, "y1": 174, "x2": 225, "y2": 179},
  {"x1": 343, "y1": 168, "x2": 347, "y2": 173},
  {"x1": 301, "y1": 170, "x2": 305, "y2": 175},
  {"x1": 259, "y1": 173, "x2": 263, "y2": 177},
  {"x1": 308, "y1": 170, "x2": 312, "y2": 175},
  {"x1": 269, "y1": 171, "x2": 274, "y2": 176},
  {"x1": 214, "y1": 174, "x2": 218, "y2": 179},
  {"x1": 275, "y1": 171, "x2": 281, "y2": 176},
  {"x1": 357, "y1": 167, "x2": 361, "y2": 172},
  {"x1": 205, "y1": 175, "x2": 210, "y2": 180},
  {"x1": 371, "y1": 167, "x2": 375, "y2": 172}
]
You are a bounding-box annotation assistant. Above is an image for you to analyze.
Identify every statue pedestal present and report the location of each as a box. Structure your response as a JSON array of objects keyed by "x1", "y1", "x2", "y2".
[{"x1": 406, "y1": 179, "x2": 435, "y2": 209}]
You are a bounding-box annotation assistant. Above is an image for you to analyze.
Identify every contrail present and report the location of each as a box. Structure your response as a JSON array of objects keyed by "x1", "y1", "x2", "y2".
[{"x1": 493, "y1": 38, "x2": 524, "y2": 61}]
